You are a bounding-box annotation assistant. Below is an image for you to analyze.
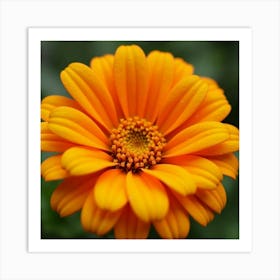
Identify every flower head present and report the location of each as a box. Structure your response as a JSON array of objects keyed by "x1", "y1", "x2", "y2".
[{"x1": 41, "y1": 44, "x2": 239, "y2": 239}]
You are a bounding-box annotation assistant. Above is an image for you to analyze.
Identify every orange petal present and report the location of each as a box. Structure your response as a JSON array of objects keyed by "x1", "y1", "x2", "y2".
[
  {"x1": 61, "y1": 147, "x2": 116, "y2": 176},
  {"x1": 153, "y1": 195, "x2": 190, "y2": 239},
  {"x1": 114, "y1": 205, "x2": 150, "y2": 239},
  {"x1": 145, "y1": 51, "x2": 175, "y2": 122},
  {"x1": 90, "y1": 54, "x2": 114, "y2": 92},
  {"x1": 164, "y1": 121, "x2": 229, "y2": 157},
  {"x1": 113, "y1": 45, "x2": 149, "y2": 118},
  {"x1": 186, "y1": 85, "x2": 231, "y2": 126},
  {"x1": 175, "y1": 194, "x2": 214, "y2": 226},
  {"x1": 41, "y1": 95, "x2": 82, "y2": 122},
  {"x1": 198, "y1": 124, "x2": 239, "y2": 156},
  {"x1": 172, "y1": 57, "x2": 194, "y2": 85},
  {"x1": 157, "y1": 75, "x2": 199, "y2": 124},
  {"x1": 200, "y1": 77, "x2": 219, "y2": 89},
  {"x1": 48, "y1": 106, "x2": 109, "y2": 151},
  {"x1": 90, "y1": 54, "x2": 123, "y2": 118},
  {"x1": 142, "y1": 164, "x2": 196, "y2": 196},
  {"x1": 207, "y1": 153, "x2": 239, "y2": 179},
  {"x1": 81, "y1": 190, "x2": 122, "y2": 236},
  {"x1": 41, "y1": 155, "x2": 69, "y2": 181},
  {"x1": 61, "y1": 63, "x2": 118, "y2": 130},
  {"x1": 41, "y1": 122, "x2": 74, "y2": 152},
  {"x1": 51, "y1": 175, "x2": 96, "y2": 217},
  {"x1": 126, "y1": 172, "x2": 169, "y2": 223},
  {"x1": 164, "y1": 155, "x2": 222, "y2": 189},
  {"x1": 157, "y1": 77, "x2": 208, "y2": 135},
  {"x1": 94, "y1": 169, "x2": 128, "y2": 211},
  {"x1": 214, "y1": 182, "x2": 227, "y2": 206},
  {"x1": 196, "y1": 183, "x2": 227, "y2": 214}
]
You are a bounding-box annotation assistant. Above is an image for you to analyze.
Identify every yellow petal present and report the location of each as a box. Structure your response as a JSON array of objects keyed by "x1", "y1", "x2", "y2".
[
  {"x1": 175, "y1": 194, "x2": 214, "y2": 226},
  {"x1": 48, "y1": 106, "x2": 109, "y2": 151},
  {"x1": 153, "y1": 195, "x2": 190, "y2": 239},
  {"x1": 41, "y1": 95, "x2": 82, "y2": 121},
  {"x1": 164, "y1": 121, "x2": 229, "y2": 157},
  {"x1": 41, "y1": 122, "x2": 74, "y2": 152},
  {"x1": 196, "y1": 183, "x2": 227, "y2": 214},
  {"x1": 126, "y1": 172, "x2": 169, "y2": 223},
  {"x1": 41, "y1": 155, "x2": 69, "y2": 181},
  {"x1": 145, "y1": 51, "x2": 175, "y2": 122},
  {"x1": 113, "y1": 45, "x2": 149, "y2": 118},
  {"x1": 172, "y1": 58, "x2": 194, "y2": 85},
  {"x1": 61, "y1": 63, "x2": 118, "y2": 130},
  {"x1": 142, "y1": 164, "x2": 196, "y2": 196},
  {"x1": 61, "y1": 147, "x2": 116, "y2": 176},
  {"x1": 81, "y1": 190, "x2": 122, "y2": 236},
  {"x1": 198, "y1": 124, "x2": 239, "y2": 156},
  {"x1": 157, "y1": 77, "x2": 208, "y2": 135},
  {"x1": 207, "y1": 153, "x2": 239, "y2": 179},
  {"x1": 94, "y1": 169, "x2": 128, "y2": 211},
  {"x1": 114, "y1": 205, "x2": 150, "y2": 239},
  {"x1": 51, "y1": 175, "x2": 96, "y2": 217}
]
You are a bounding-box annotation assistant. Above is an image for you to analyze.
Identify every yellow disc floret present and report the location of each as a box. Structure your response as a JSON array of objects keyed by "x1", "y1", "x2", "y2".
[{"x1": 110, "y1": 116, "x2": 166, "y2": 173}]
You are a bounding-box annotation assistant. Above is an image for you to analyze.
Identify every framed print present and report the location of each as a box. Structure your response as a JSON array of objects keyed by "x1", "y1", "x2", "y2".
[
  {"x1": 1, "y1": 0, "x2": 279, "y2": 279},
  {"x1": 28, "y1": 27, "x2": 252, "y2": 253}
]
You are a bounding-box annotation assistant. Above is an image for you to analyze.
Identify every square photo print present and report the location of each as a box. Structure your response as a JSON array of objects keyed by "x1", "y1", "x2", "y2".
[{"x1": 40, "y1": 40, "x2": 239, "y2": 240}]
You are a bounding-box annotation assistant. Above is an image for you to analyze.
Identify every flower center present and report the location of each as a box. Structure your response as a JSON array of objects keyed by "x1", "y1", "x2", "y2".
[{"x1": 110, "y1": 116, "x2": 166, "y2": 173}]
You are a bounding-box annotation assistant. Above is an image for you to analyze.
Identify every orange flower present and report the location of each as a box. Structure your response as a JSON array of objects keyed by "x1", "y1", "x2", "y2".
[{"x1": 41, "y1": 45, "x2": 239, "y2": 239}]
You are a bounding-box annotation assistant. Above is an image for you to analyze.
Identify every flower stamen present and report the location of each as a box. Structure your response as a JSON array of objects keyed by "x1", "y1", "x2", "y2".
[{"x1": 110, "y1": 116, "x2": 166, "y2": 173}]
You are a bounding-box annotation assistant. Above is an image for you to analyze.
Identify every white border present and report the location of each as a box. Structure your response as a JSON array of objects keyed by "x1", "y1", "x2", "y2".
[{"x1": 28, "y1": 27, "x2": 252, "y2": 253}]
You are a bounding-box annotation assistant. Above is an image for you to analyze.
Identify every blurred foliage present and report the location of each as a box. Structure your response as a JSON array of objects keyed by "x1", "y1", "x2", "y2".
[{"x1": 41, "y1": 41, "x2": 239, "y2": 239}]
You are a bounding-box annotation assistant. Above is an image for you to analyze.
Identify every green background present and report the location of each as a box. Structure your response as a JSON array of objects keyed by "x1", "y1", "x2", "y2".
[{"x1": 41, "y1": 41, "x2": 239, "y2": 239}]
